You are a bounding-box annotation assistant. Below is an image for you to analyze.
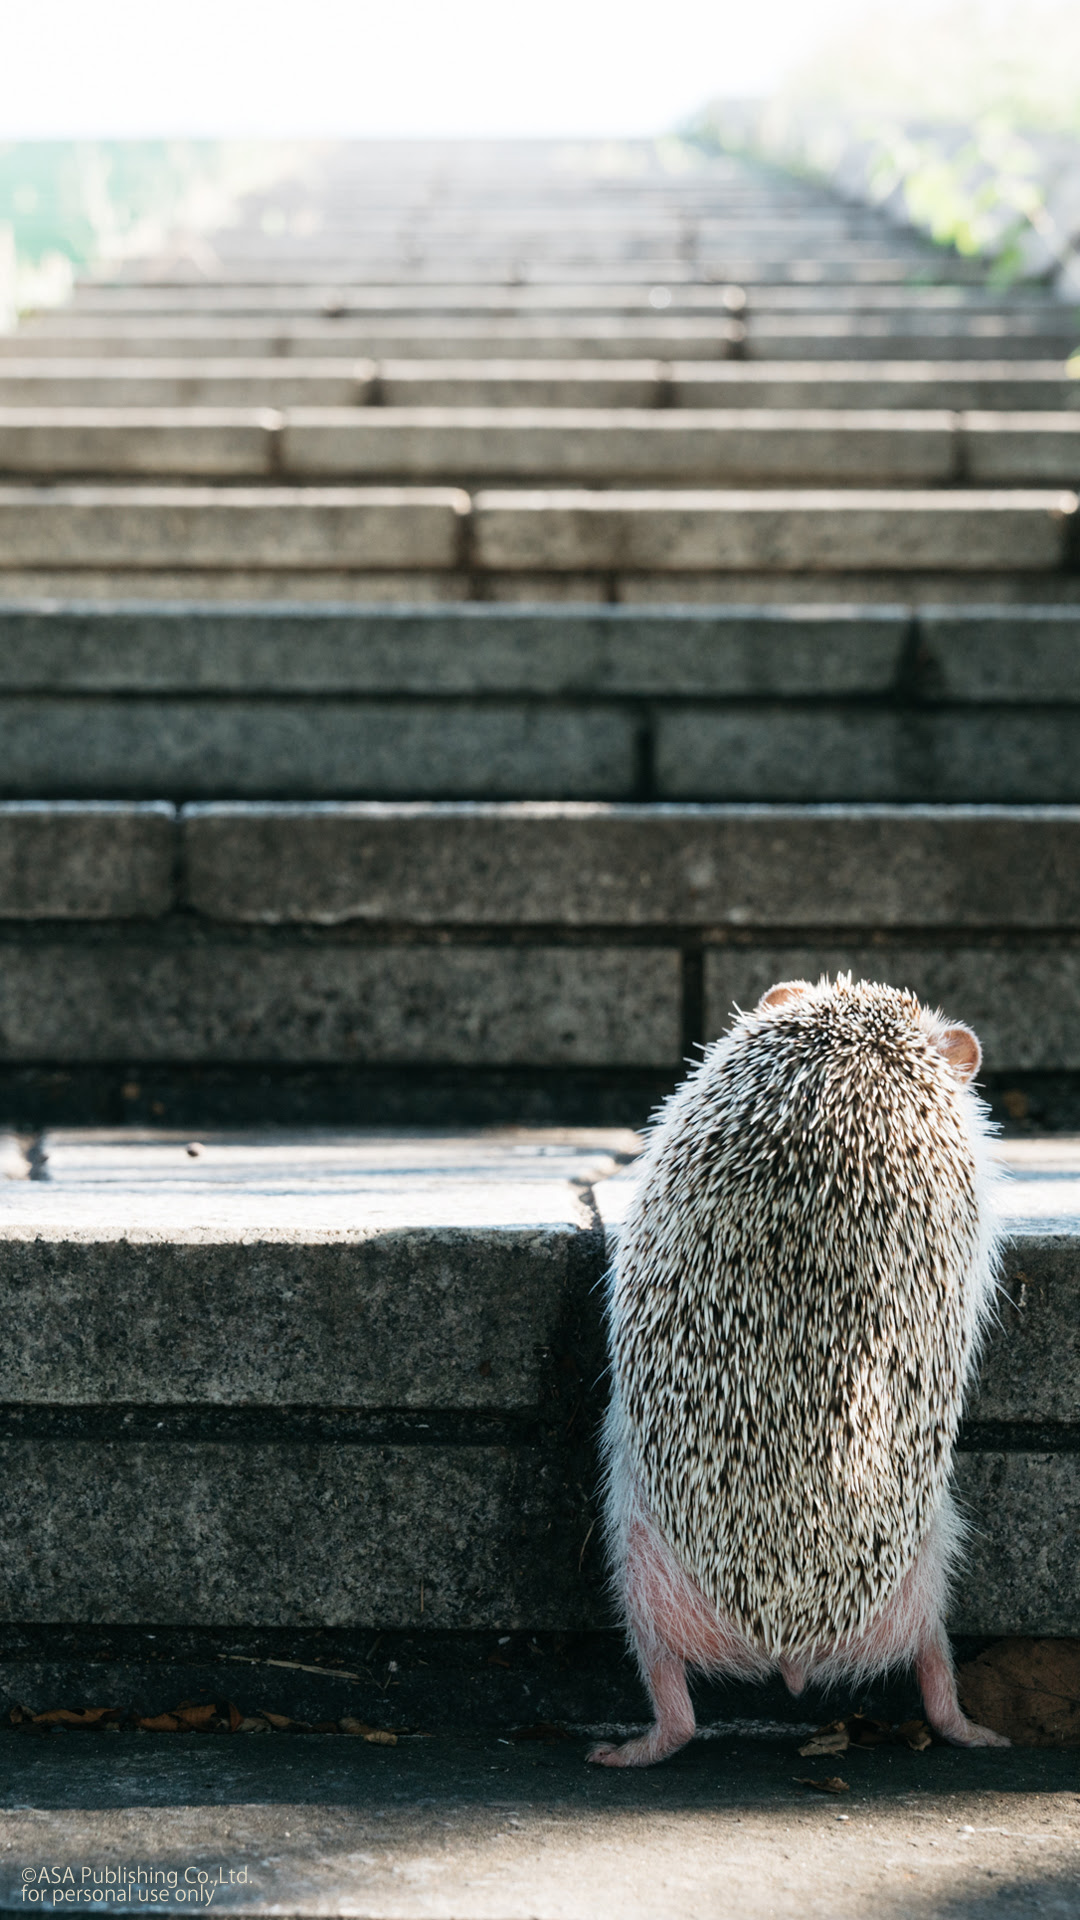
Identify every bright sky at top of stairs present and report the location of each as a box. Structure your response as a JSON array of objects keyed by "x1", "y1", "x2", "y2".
[{"x1": 4, "y1": 0, "x2": 921, "y2": 139}]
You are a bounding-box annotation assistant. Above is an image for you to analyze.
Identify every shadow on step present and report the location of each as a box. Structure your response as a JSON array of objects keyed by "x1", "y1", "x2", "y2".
[{"x1": 4, "y1": 1064, "x2": 1080, "y2": 1134}]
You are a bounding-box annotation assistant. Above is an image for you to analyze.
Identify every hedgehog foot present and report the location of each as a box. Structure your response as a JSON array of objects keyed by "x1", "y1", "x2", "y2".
[
  {"x1": 917, "y1": 1632, "x2": 1011, "y2": 1749},
  {"x1": 941, "y1": 1720, "x2": 1012, "y2": 1750},
  {"x1": 587, "y1": 1655, "x2": 695, "y2": 1768}
]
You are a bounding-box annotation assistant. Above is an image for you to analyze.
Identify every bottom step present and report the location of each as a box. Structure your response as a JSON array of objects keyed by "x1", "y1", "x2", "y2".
[{"x1": 0, "y1": 1128, "x2": 1077, "y2": 1634}]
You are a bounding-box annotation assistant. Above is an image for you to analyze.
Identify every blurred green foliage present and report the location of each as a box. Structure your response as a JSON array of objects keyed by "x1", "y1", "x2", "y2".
[{"x1": 0, "y1": 141, "x2": 226, "y2": 267}]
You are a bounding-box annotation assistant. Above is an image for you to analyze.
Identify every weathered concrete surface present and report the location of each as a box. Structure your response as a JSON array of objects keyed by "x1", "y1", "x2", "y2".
[
  {"x1": 0, "y1": 410, "x2": 278, "y2": 477},
  {"x1": 620, "y1": 571, "x2": 1080, "y2": 606},
  {"x1": 963, "y1": 413, "x2": 1080, "y2": 483},
  {"x1": 655, "y1": 708, "x2": 1080, "y2": 803},
  {"x1": 0, "y1": 1130, "x2": 1074, "y2": 1633},
  {"x1": 472, "y1": 489, "x2": 1078, "y2": 572},
  {"x1": 919, "y1": 611, "x2": 1080, "y2": 701},
  {"x1": 0, "y1": 803, "x2": 173, "y2": 918},
  {"x1": 749, "y1": 311, "x2": 1079, "y2": 358},
  {"x1": 671, "y1": 360, "x2": 1080, "y2": 410},
  {"x1": 280, "y1": 408, "x2": 958, "y2": 483},
  {"x1": 0, "y1": 605, "x2": 909, "y2": 698},
  {"x1": 953, "y1": 1454, "x2": 1080, "y2": 1636},
  {"x1": 0, "y1": 1437, "x2": 599, "y2": 1628},
  {"x1": 0, "y1": 943, "x2": 682, "y2": 1065},
  {"x1": 0, "y1": 487, "x2": 468, "y2": 569},
  {"x1": 6, "y1": 355, "x2": 1074, "y2": 410},
  {"x1": 0, "y1": 571, "x2": 470, "y2": 604},
  {"x1": 1, "y1": 1131, "x2": 1074, "y2": 1419},
  {"x1": 0, "y1": 316, "x2": 750, "y2": 360},
  {"x1": 0, "y1": 1734, "x2": 1076, "y2": 1919},
  {"x1": 380, "y1": 358, "x2": 667, "y2": 406},
  {"x1": 0, "y1": 358, "x2": 374, "y2": 405},
  {"x1": 0, "y1": 402, "x2": 1065, "y2": 489},
  {"x1": 0, "y1": 1129, "x2": 630, "y2": 1405},
  {"x1": 180, "y1": 803, "x2": 1080, "y2": 930},
  {"x1": 0, "y1": 700, "x2": 640, "y2": 799}
]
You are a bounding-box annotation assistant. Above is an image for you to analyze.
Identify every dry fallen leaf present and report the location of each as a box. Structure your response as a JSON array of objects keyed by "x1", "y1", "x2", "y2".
[
  {"x1": 260, "y1": 1711, "x2": 293, "y2": 1730},
  {"x1": 897, "y1": 1719, "x2": 932, "y2": 1751},
  {"x1": 32, "y1": 1708, "x2": 116, "y2": 1728},
  {"x1": 137, "y1": 1714, "x2": 180, "y2": 1732},
  {"x1": 795, "y1": 1775, "x2": 850, "y2": 1795},
  {"x1": 173, "y1": 1704, "x2": 217, "y2": 1730},
  {"x1": 340, "y1": 1717, "x2": 398, "y2": 1745},
  {"x1": 228, "y1": 1701, "x2": 243, "y2": 1733},
  {"x1": 846, "y1": 1715, "x2": 891, "y2": 1748},
  {"x1": 798, "y1": 1722, "x2": 850, "y2": 1757},
  {"x1": 957, "y1": 1638, "x2": 1080, "y2": 1748},
  {"x1": 238, "y1": 1717, "x2": 271, "y2": 1733}
]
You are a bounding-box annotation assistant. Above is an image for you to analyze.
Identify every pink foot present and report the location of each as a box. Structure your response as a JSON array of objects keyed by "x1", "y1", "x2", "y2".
[
  {"x1": 937, "y1": 1718, "x2": 1011, "y2": 1750},
  {"x1": 917, "y1": 1634, "x2": 1011, "y2": 1749},
  {"x1": 586, "y1": 1727, "x2": 691, "y2": 1769},
  {"x1": 586, "y1": 1654, "x2": 695, "y2": 1770}
]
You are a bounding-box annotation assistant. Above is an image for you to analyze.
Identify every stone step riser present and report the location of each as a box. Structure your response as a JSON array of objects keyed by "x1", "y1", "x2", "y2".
[
  {"x1": 0, "y1": 1129, "x2": 1074, "y2": 1634},
  {"x1": 3, "y1": 804, "x2": 1080, "y2": 1072},
  {"x1": 0, "y1": 605, "x2": 1073, "y2": 697},
  {"x1": 8, "y1": 321, "x2": 1077, "y2": 361},
  {"x1": 0, "y1": 361, "x2": 1078, "y2": 411},
  {"x1": 3, "y1": 407, "x2": 1080, "y2": 484},
  {"x1": 0, "y1": 486, "x2": 1072, "y2": 575},
  {"x1": 3, "y1": 601, "x2": 1080, "y2": 803},
  {"x1": 6, "y1": 702, "x2": 1080, "y2": 803},
  {"x1": 63, "y1": 284, "x2": 1062, "y2": 314},
  {"x1": 83, "y1": 260, "x2": 993, "y2": 286},
  {"x1": 4, "y1": 570, "x2": 1080, "y2": 606}
]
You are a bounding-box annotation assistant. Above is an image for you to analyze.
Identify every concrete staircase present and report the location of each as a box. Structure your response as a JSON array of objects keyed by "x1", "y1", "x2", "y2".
[{"x1": 0, "y1": 140, "x2": 1077, "y2": 1715}]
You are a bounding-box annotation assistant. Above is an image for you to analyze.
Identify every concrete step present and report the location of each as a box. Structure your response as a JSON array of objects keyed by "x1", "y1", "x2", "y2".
[
  {"x1": 0, "y1": 1126, "x2": 1074, "y2": 1635},
  {"x1": 745, "y1": 314, "x2": 1080, "y2": 358},
  {"x1": 470, "y1": 489, "x2": 1078, "y2": 574},
  {"x1": 0, "y1": 486, "x2": 1072, "y2": 586},
  {"x1": 1, "y1": 359, "x2": 1075, "y2": 412},
  {"x1": 4, "y1": 802, "x2": 1080, "y2": 1084},
  {"x1": 61, "y1": 279, "x2": 1055, "y2": 316},
  {"x1": 0, "y1": 315, "x2": 749, "y2": 361},
  {"x1": 5, "y1": 405, "x2": 1080, "y2": 484},
  {"x1": 0, "y1": 1736, "x2": 1074, "y2": 1918},
  {"x1": 0, "y1": 359, "x2": 376, "y2": 406},
  {"x1": 0, "y1": 484, "x2": 468, "y2": 569},
  {"x1": 5, "y1": 604, "x2": 1080, "y2": 803},
  {"x1": 7, "y1": 313, "x2": 1075, "y2": 361},
  {"x1": 382, "y1": 360, "x2": 1080, "y2": 412},
  {"x1": 64, "y1": 282, "x2": 753, "y2": 316},
  {"x1": 91, "y1": 249, "x2": 995, "y2": 283}
]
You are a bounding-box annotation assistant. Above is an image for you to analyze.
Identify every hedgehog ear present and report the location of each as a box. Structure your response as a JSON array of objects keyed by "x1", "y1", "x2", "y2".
[
  {"x1": 757, "y1": 980, "x2": 812, "y2": 1012},
  {"x1": 935, "y1": 1024, "x2": 981, "y2": 1083}
]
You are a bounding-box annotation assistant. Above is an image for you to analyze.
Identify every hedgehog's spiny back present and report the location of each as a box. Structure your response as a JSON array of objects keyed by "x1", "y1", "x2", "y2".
[{"x1": 611, "y1": 977, "x2": 990, "y2": 1655}]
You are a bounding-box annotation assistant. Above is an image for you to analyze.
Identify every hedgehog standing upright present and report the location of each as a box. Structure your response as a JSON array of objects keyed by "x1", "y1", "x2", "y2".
[{"x1": 589, "y1": 974, "x2": 1009, "y2": 1768}]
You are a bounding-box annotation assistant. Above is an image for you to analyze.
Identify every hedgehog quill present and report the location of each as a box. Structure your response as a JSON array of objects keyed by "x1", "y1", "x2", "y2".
[{"x1": 590, "y1": 974, "x2": 1009, "y2": 1768}]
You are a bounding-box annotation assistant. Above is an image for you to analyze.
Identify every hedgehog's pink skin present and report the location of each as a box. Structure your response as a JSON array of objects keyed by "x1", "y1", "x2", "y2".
[{"x1": 587, "y1": 1499, "x2": 1009, "y2": 1769}]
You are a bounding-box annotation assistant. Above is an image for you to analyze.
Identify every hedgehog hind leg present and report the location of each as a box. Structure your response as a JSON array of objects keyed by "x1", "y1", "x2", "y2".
[
  {"x1": 587, "y1": 1505, "x2": 759, "y2": 1769},
  {"x1": 588, "y1": 1653, "x2": 696, "y2": 1770},
  {"x1": 587, "y1": 1510, "x2": 697, "y2": 1768},
  {"x1": 916, "y1": 1625, "x2": 1010, "y2": 1749}
]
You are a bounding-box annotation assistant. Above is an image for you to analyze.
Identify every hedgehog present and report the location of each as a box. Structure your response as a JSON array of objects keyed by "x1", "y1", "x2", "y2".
[{"x1": 588, "y1": 973, "x2": 1009, "y2": 1768}]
